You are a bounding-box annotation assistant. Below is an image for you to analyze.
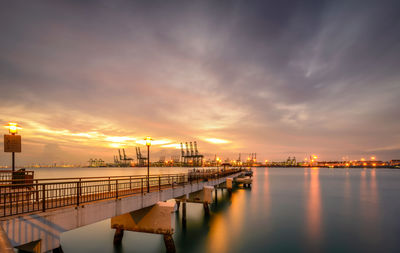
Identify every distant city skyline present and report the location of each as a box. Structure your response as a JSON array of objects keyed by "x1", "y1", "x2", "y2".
[{"x1": 1, "y1": 1, "x2": 400, "y2": 165}]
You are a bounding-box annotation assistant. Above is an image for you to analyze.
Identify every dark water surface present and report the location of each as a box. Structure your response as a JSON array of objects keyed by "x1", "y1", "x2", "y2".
[{"x1": 52, "y1": 167, "x2": 400, "y2": 252}]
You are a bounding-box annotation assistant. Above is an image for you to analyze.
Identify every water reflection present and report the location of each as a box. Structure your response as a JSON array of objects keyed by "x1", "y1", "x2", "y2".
[
  {"x1": 359, "y1": 168, "x2": 381, "y2": 246},
  {"x1": 206, "y1": 187, "x2": 246, "y2": 253},
  {"x1": 249, "y1": 168, "x2": 269, "y2": 217},
  {"x1": 206, "y1": 212, "x2": 229, "y2": 253},
  {"x1": 306, "y1": 168, "x2": 322, "y2": 249},
  {"x1": 263, "y1": 168, "x2": 270, "y2": 215},
  {"x1": 370, "y1": 169, "x2": 378, "y2": 206}
]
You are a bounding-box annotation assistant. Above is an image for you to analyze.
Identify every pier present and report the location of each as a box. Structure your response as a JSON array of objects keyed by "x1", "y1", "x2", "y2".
[{"x1": 0, "y1": 168, "x2": 243, "y2": 252}]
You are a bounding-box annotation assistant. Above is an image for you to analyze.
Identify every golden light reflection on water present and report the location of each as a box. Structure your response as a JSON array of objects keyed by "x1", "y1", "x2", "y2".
[
  {"x1": 206, "y1": 189, "x2": 246, "y2": 253},
  {"x1": 206, "y1": 212, "x2": 229, "y2": 253},
  {"x1": 262, "y1": 168, "x2": 270, "y2": 216},
  {"x1": 344, "y1": 169, "x2": 351, "y2": 203},
  {"x1": 359, "y1": 168, "x2": 381, "y2": 245},
  {"x1": 249, "y1": 168, "x2": 270, "y2": 216},
  {"x1": 370, "y1": 169, "x2": 378, "y2": 205},
  {"x1": 306, "y1": 167, "x2": 322, "y2": 246},
  {"x1": 360, "y1": 169, "x2": 367, "y2": 202},
  {"x1": 360, "y1": 169, "x2": 379, "y2": 220}
]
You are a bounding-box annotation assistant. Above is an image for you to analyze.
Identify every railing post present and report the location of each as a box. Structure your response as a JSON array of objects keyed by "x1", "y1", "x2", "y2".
[
  {"x1": 108, "y1": 177, "x2": 111, "y2": 192},
  {"x1": 159, "y1": 176, "x2": 161, "y2": 191},
  {"x1": 129, "y1": 176, "x2": 132, "y2": 190},
  {"x1": 77, "y1": 181, "x2": 80, "y2": 207},
  {"x1": 116, "y1": 180, "x2": 118, "y2": 199},
  {"x1": 35, "y1": 179, "x2": 39, "y2": 203},
  {"x1": 79, "y1": 178, "x2": 82, "y2": 196},
  {"x1": 42, "y1": 184, "x2": 46, "y2": 212},
  {"x1": 141, "y1": 178, "x2": 143, "y2": 194}
]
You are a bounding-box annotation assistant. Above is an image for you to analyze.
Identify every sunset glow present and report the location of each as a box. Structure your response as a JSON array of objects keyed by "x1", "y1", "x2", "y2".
[{"x1": 1, "y1": 1, "x2": 399, "y2": 165}]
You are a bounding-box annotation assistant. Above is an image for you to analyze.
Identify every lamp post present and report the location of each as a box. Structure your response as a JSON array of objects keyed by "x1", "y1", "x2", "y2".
[
  {"x1": 145, "y1": 137, "x2": 152, "y2": 193},
  {"x1": 4, "y1": 123, "x2": 22, "y2": 172}
]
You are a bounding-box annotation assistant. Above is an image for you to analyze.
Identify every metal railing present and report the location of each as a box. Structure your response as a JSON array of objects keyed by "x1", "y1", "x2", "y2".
[{"x1": 0, "y1": 168, "x2": 242, "y2": 218}]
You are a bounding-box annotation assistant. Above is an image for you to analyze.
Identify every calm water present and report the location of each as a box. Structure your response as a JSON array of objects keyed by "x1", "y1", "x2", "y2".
[{"x1": 31, "y1": 167, "x2": 400, "y2": 252}]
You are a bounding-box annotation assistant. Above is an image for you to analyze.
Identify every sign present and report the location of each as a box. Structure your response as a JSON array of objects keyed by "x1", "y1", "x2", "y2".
[{"x1": 4, "y1": 134, "x2": 21, "y2": 152}]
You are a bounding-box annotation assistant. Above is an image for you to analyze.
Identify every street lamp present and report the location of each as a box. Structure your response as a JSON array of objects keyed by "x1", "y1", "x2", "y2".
[
  {"x1": 4, "y1": 123, "x2": 22, "y2": 172},
  {"x1": 145, "y1": 136, "x2": 152, "y2": 193}
]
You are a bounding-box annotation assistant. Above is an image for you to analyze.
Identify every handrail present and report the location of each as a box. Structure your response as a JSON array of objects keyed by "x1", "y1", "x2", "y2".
[
  {"x1": 0, "y1": 168, "x2": 227, "y2": 183},
  {"x1": 0, "y1": 173, "x2": 187, "y2": 184},
  {"x1": 0, "y1": 168, "x2": 243, "y2": 218}
]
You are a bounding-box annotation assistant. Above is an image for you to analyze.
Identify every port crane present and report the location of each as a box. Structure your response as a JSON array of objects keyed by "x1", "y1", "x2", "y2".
[
  {"x1": 114, "y1": 149, "x2": 133, "y2": 167},
  {"x1": 135, "y1": 146, "x2": 148, "y2": 167},
  {"x1": 180, "y1": 141, "x2": 204, "y2": 166}
]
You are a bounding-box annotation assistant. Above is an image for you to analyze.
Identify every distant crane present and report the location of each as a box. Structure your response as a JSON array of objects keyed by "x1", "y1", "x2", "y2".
[
  {"x1": 286, "y1": 156, "x2": 297, "y2": 166},
  {"x1": 88, "y1": 158, "x2": 106, "y2": 167},
  {"x1": 185, "y1": 142, "x2": 190, "y2": 159},
  {"x1": 190, "y1": 142, "x2": 194, "y2": 157},
  {"x1": 114, "y1": 149, "x2": 133, "y2": 167},
  {"x1": 135, "y1": 146, "x2": 148, "y2": 167},
  {"x1": 180, "y1": 140, "x2": 204, "y2": 166}
]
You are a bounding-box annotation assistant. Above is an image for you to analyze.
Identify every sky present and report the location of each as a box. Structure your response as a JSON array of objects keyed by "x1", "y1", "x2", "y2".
[{"x1": 1, "y1": 0, "x2": 400, "y2": 165}]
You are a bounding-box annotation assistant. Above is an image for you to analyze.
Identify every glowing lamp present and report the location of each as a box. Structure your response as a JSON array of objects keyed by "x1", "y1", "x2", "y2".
[
  {"x1": 5, "y1": 122, "x2": 21, "y2": 135},
  {"x1": 145, "y1": 136, "x2": 152, "y2": 146}
]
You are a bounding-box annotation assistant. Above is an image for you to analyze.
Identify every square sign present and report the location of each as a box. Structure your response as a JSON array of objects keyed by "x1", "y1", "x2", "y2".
[{"x1": 4, "y1": 134, "x2": 21, "y2": 152}]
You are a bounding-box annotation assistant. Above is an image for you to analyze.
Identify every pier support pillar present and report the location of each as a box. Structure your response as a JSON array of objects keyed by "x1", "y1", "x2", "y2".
[
  {"x1": 226, "y1": 178, "x2": 233, "y2": 193},
  {"x1": 175, "y1": 200, "x2": 181, "y2": 211},
  {"x1": 187, "y1": 186, "x2": 213, "y2": 204},
  {"x1": 111, "y1": 202, "x2": 175, "y2": 250},
  {"x1": 163, "y1": 234, "x2": 176, "y2": 253},
  {"x1": 203, "y1": 203, "x2": 210, "y2": 215},
  {"x1": 113, "y1": 228, "x2": 124, "y2": 245},
  {"x1": 182, "y1": 202, "x2": 187, "y2": 228}
]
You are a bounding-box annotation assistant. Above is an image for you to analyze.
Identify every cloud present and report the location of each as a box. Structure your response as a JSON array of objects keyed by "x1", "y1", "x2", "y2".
[
  {"x1": 203, "y1": 138, "x2": 231, "y2": 144},
  {"x1": 1, "y1": 0, "x2": 399, "y2": 163}
]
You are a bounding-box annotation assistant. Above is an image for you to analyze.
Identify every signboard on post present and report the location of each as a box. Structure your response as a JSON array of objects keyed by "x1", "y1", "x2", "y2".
[{"x1": 4, "y1": 134, "x2": 21, "y2": 152}]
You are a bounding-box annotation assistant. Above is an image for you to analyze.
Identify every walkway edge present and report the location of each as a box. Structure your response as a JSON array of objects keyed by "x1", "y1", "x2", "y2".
[{"x1": 0, "y1": 226, "x2": 13, "y2": 253}]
